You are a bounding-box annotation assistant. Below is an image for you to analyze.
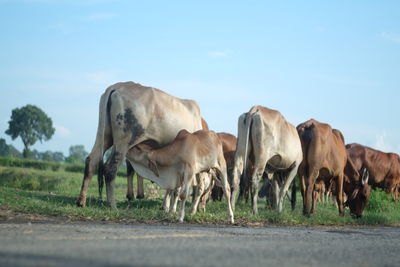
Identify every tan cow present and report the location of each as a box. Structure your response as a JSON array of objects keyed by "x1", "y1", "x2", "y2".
[
  {"x1": 231, "y1": 106, "x2": 303, "y2": 213},
  {"x1": 77, "y1": 82, "x2": 203, "y2": 209},
  {"x1": 125, "y1": 118, "x2": 210, "y2": 203},
  {"x1": 127, "y1": 130, "x2": 234, "y2": 223}
]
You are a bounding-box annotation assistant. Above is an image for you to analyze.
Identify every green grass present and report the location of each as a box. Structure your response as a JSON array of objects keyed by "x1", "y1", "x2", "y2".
[{"x1": 1, "y1": 166, "x2": 400, "y2": 225}]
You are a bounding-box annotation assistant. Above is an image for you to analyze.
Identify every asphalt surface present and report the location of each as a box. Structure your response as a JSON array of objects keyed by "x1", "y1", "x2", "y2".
[{"x1": 0, "y1": 222, "x2": 399, "y2": 267}]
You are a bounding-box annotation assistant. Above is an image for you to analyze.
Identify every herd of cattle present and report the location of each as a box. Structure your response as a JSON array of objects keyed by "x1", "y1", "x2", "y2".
[{"x1": 76, "y1": 82, "x2": 400, "y2": 223}]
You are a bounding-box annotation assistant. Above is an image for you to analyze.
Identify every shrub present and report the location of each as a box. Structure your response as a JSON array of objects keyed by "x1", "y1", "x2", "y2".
[
  {"x1": 64, "y1": 164, "x2": 85, "y2": 173},
  {"x1": 0, "y1": 156, "x2": 61, "y2": 171}
]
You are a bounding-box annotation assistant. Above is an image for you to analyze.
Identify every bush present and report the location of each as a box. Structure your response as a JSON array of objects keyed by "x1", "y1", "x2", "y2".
[
  {"x1": 0, "y1": 156, "x2": 61, "y2": 171},
  {"x1": 64, "y1": 164, "x2": 85, "y2": 173},
  {"x1": 0, "y1": 168, "x2": 63, "y2": 191}
]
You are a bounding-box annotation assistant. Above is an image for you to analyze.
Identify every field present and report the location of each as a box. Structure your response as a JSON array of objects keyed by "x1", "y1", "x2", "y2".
[{"x1": 1, "y1": 164, "x2": 400, "y2": 226}]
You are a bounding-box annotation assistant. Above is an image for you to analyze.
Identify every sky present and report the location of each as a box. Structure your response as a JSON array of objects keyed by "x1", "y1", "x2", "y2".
[{"x1": 0, "y1": 0, "x2": 399, "y2": 156}]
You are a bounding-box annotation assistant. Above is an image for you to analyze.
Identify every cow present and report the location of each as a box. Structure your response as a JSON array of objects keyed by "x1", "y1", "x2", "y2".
[
  {"x1": 297, "y1": 119, "x2": 370, "y2": 217},
  {"x1": 126, "y1": 129, "x2": 234, "y2": 223},
  {"x1": 124, "y1": 118, "x2": 210, "y2": 203},
  {"x1": 346, "y1": 143, "x2": 400, "y2": 196},
  {"x1": 76, "y1": 82, "x2": 203, "y2": 209},
  {"x1": 314, "y1": 179, "x2": 327, "y2": 203},
  {"x1": 231, "y1": 105, "x2": 303, "y2": 213}
]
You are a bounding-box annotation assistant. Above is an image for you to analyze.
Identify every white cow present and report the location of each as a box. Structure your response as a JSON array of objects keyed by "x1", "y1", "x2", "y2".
[
  {"x1": 77, "y1": 82, "x2": 203, "y2": 209},
  {"x1": 231, "y1": 105, "x2": 303, "y2": 213}
]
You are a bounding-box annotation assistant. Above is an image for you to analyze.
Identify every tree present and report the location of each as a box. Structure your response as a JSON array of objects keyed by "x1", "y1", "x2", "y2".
[
  {"x1": 51, "y1": 152, "x2": 65, "y2": 162},
  {"x1": 5, "y1": 105, "x2": 55, "y2": 158},
  {"x1": 66, "y1": 145, "x2": 88, "y2": 164},
  {"x1": 0, "y1": 138, "x2": 22, "y2": 158}
]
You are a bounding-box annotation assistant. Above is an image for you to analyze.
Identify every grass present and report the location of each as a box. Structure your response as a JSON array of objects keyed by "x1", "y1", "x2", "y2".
[{"x1": 1, "y1": 166, "x2": 400, "y2": 226}]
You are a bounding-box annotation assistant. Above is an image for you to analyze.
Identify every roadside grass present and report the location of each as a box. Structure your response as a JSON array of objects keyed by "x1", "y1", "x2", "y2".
[{"x1": 1, "y1": 166, "x2": 399, "y2": 226}]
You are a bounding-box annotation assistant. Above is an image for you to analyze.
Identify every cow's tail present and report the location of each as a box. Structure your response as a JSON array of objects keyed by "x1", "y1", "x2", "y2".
[
  {"x1": 95, "y1": 87, "x2": 116, "y2": 200},
  {"x1": 299, "y1": 124, "x2": 314, "y2": 178},
  {"x1": 240, "y1": 112, "x2": 253, "y2": 196}
]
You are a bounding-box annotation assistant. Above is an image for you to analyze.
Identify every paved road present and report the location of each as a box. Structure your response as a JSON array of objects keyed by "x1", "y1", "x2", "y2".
[{"x1": 0, "y1": 222, "x2": 399, "y2": 267}]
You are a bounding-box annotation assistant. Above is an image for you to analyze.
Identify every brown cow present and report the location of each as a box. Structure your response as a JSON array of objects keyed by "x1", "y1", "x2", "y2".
[
  {"x1": 346, "y1": 143, "x2": 400, "y2": 196},
  {"x1": 297, "y1": 119, "x2": 367, "y2": 217}
]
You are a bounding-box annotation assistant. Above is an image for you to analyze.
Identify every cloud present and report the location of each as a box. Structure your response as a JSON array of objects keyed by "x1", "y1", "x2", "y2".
[
  {"x1": 208, "y1": 50, "x2": 231, "y2": 58},
  {"x1": 55, "y1": 124, "x2": 72, "y2": 137},
  {"x1": 86, "y1": 13, "x2": 116, "y2": 21},
  {"x1": 381, "y1": 31, "x2": 400, "y2": 44}
]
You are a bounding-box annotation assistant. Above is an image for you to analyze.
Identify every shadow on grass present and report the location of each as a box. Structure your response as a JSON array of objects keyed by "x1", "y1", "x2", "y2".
[{"x1": 30, "y1": 191, "x2": 164, "y2": 211}]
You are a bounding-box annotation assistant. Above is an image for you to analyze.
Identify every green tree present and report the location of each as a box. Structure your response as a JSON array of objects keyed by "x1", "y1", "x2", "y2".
[
  {"x1": 0, "y1": 138, "x2": 10, "y2": 157},
  {"x1": 5, "y1": 105, "x2": 55, "y2": 158},
  {"x1": 51, "y1": 151, "x2": 65, "y2": 162},
  {"x1": 66, "y1": 145, "x2": 88, "y2": 164},
  {"x1": 0, "y1": 138, "x2": 22, "y2": 158}
]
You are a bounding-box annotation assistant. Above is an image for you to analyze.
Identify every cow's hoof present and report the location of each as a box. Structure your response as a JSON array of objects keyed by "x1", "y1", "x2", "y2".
[
  {"x1": 136, "y1": 194, "x2": 145, "y2": 199},
  {"x1": 126, "y1": 195, "x2": 134, "y2": 201},
  {"x1": 76, "y1": 199, "x2": 85, "y2": 207}
]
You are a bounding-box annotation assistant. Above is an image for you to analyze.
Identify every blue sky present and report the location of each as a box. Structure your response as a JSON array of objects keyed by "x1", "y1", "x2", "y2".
[{"x1": 0, "y1": 0, "x2": 399, "y2": 156}]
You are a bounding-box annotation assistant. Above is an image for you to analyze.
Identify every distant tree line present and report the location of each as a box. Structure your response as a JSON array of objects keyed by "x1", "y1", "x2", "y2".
[{"x1": 0, "y1": 138, "x2": 88, "y2": 164}]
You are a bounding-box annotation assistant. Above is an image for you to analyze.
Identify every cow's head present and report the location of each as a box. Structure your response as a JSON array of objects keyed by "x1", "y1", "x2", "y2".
[{"x1": 345, "y1": 168, "x2": 371, "y2": 218}]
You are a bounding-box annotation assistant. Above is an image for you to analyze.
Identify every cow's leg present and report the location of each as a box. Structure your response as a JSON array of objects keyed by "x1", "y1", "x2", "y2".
[
  {"x1": 191, "y1": 175, "x2": 205, "y2": 216},
  {"x1": 311, "y1": 187, "x2": 318, "y2": 214},
  {"x1": 162, "y1": 190, "x2": 171, "y2": 212},
  {"x1": 126, "y1": 161, "x2": 135, "y2": 201},
  {"x1": 271, "y1": 176, "x2": 280, "y2": 211},
  {"x1": 200, "y1": 179, "x2": 215, "y2": 212},
  {"x1": 336, "y1": 173, "x2": 345, "y2": 216},
  {"x1": 300, "y1": 175, "x2": 306, "y2": 210},
  {"x1": 250, "y1": 168, "x2": 265, "y2": 215},
  {"x1": 178, "y1": 177, "x2": 193, "y2": 223},
  {"x1": 170, "y1": 188, "x2": 180, "y2": 214},
  {"x1": 77, "y1": 151, "x2": 103, "y2": 207},
  {"x1": 304, "y1": 169, "x2": 318, "y2": 216},
  {"x1": 217, "y1": 170, "x2": 234, "y2": 224},
  {"x1": 277, "y1": 166, "x2": 299, "y2": 212},
  {"x1": 104, "y1": 148, "x2": 126, "y2": 209},
  {"x1": 230, "y1": 165, "x2": 242, "y2": 211},
  {"x1": 136, "y1": 175, "x2": 145, "y2": 199}
]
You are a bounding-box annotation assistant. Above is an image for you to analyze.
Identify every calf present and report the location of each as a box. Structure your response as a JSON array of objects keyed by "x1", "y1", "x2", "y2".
[{"x1": 127, "y1": 129, "x2": 234, "y2": 223}]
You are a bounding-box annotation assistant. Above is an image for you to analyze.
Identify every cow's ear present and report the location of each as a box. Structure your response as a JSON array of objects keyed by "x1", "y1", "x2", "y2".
[
  {"x1": 148, "y1": 159, "x2": 160, "y2": 177},
  {"x1": 361, "y1": 168, "x2": 369, "y2": 186}
]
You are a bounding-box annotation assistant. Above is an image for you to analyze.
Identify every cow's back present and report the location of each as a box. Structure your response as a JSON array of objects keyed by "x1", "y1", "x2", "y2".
[
  {"x1": 254, "y1": 106, "x2": 302, "y2": 165},
  {"x1": 302, "y1": 120, "x2": 347, "y2": 175},
  {"x1": 108, "y1": 82, "x2": 202, "y2": 146},
  {"x1": 347, "y1": 143, "x2": 400, "y2": 187}
]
